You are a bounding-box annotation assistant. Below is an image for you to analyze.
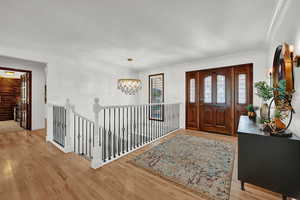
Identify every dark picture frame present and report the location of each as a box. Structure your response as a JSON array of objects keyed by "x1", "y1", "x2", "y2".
[
  {"x1": 149, "y1": 73, "x2": 164, "y2": 121},
  {"x1": 272, "y1": 44, "x2": 295, "y2": 99}
]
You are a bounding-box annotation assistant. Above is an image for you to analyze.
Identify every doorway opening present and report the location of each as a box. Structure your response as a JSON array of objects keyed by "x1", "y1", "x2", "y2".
[
  {"x1": 185, "y1": 63, "x2": 253, "y2": 136},
  {"x1": 0, "y1": 66, "x2": 32, "y2": 133}
]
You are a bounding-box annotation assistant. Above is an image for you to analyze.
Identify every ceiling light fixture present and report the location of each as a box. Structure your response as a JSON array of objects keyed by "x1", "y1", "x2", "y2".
[
  {"x1": 117, "y1": 79, "x2": 142, "y2": 95},
  {"x1": 117, "y1": 58, "x2": 142, "y2": 95},
  {"x1": 5, "y1": 71, "x2": 15, "y2": 76}
]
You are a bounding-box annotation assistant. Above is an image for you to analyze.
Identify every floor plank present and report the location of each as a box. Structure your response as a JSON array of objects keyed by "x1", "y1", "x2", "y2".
[
  {"x1": 0, "y1": 120, "x2": 24, "y2": 134},
  {"x1": 0, "y1": 129, "x2": 284, "y2": 200}
]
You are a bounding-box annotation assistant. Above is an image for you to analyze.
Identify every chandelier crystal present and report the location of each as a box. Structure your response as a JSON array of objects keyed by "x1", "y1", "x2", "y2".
[{"x1": 117, "y1": 79, "x2": 142, "y2": 95}]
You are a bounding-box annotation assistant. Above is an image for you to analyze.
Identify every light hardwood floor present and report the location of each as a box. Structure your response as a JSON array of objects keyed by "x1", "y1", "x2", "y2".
[
  {"x1": 0, "y1": 120, "x2": 24, "y2": 134},
  {"x1": 0, "y1": 129, "x2": 284, "y2": 200}
]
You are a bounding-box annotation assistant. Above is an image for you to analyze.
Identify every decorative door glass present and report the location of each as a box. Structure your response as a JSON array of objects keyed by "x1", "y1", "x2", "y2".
[
  {"x1": 238, "y1": 74, "x2": 246, "y2": 104},
  {"x1": 204, "y1": 76, "x2": 212, "y2": 103},
  {"x1": 217, "y1": 75, "x2": 226, "y2": 103},
  {"x1": 189, "y1": 78, "x2": 195, "y2": 103}
]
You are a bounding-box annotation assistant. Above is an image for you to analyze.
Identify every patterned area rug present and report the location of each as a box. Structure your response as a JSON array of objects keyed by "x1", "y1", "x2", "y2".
[{"x1": 130, "y1": 134, "x2": 235, "y2": 200}]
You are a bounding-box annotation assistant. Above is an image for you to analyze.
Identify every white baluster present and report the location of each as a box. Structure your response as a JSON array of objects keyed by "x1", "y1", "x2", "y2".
[
  {"x1": 128, "y1": 107, "x2": 131, "y2": 150},
  {"x1": 64, "y1": 98, "x2": 73, "y2": 153},
  {"x1": 46, "y1": 104, "x2": 54, "y2": 142},
  {"x1": 91, "y1": 98, "x2": 103, "y2": 169}
]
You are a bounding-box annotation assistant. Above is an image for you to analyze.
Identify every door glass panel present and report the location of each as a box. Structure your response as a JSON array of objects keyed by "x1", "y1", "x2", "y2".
[
  {"x1": 238, "y1": 74, "x2": 246, "y2": 104},
  {"x1": 189, "y1": 78, "x2": 195, "y2": 103},
  {"x1": 217, "y1": 75, "x2": 226, "y2": 103},
  {"x1": 204, "y1": 76, "x2": 212, "y2": 103}
]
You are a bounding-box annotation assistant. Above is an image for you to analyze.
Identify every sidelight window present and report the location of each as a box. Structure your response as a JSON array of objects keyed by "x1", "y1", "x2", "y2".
[
  {"x1": 189, "y1": 78, "x2": 195, "y2": 103},
  {"x1": 238, "y1": 74, "x2": 246, "y2": 104}
]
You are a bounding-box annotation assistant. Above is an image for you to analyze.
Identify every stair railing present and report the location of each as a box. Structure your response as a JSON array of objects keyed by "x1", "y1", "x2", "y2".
[
  {"x1": 47, "y1": 99, "x2": 74, "y2": 153},
  {"x1": 47, "y1": 98, "x2": 181, "y2": 169},
  {"x1": 91, "y1": 98, "x2": 181, "y2": 168}
]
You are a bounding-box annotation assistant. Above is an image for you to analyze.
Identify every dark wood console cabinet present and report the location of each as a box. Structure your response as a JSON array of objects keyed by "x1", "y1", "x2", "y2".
[{"x1": 237, "y1": 116, "x2": 300, "y2": 200}]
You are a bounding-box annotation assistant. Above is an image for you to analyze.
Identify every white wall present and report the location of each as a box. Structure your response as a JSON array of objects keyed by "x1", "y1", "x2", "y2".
[
  {"x1": 0, "y1": 55, "x2": 46, "y2": 130},
  {"x1": 46, "y1": 55, "x2": 139, "y2": 120},
  {"x1": 268, "y1": 0, "x2": 300, "y2": 136},
  {"x1": 138, "y1": 50, "x2": 269, "y2": 128}
]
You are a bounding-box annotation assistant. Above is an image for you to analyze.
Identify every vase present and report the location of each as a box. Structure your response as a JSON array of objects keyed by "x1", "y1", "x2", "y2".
[
  {"x1": 248, "y1": 112, "x2": 256, "y2": 121},
  {"x1": 260, "y1": 102, "x2": 269, "y2": 120}
]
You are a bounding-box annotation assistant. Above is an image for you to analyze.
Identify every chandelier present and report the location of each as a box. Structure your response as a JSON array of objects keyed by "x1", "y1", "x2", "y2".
[{"x1": 117, "y1": 79, "x2": 142, "y2": 95}]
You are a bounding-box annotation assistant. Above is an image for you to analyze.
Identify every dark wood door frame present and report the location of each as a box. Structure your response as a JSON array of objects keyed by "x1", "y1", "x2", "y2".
[
  {"x1": 185, "y1": 63, "x2": 253, "y2": 136},
  {"x1": 0, "y1": 66, "x2": 32, "y2": 130}
]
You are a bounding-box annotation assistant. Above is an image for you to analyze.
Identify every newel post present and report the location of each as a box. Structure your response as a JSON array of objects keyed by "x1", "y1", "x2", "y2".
[
  {"x1": 64, "y1": 98, "x2": 73, "y2": 153},
  {"x1": 91, "y1": 98, "x2": 103, "y2": 169}
]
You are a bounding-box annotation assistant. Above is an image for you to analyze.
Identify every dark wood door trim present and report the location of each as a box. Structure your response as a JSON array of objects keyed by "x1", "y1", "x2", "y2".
[
  {"x1": 185, "y1": 63, "x2": 253, "y2": 136},
  {"x1": 185, "y1": 63, "x2": 253, "y2": 74},
  {"x1": 0, "y1": 66, "x2": 32, "y2": 130}
]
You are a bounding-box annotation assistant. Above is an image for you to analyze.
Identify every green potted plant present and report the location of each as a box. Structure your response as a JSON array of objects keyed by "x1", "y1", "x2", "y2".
[
  {"x1": 246, "y1": 104, "x2": 256, "y2": 120},
  {"x1": 277, "y1": 80, "x2": 287, "y2": 98},
  {"x1": 254, "y1": 81, "x2": 273, "y2": 120}
]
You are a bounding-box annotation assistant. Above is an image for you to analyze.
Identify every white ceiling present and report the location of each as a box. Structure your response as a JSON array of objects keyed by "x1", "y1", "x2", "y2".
[{"x1": 0, "y1": 0, "x2": 279, "y2": 70}]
